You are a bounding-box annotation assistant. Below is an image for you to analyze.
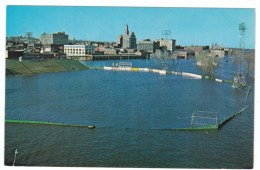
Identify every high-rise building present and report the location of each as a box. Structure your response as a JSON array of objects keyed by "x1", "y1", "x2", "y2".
[
  {"x1": 117, "y1": 24, "x2": 137, "y2": 49},
  {"x1": 125, "y1": 24, "x2": 129, "y2": 35},
  {"x1": 40, "y1": 32, "x2": 68, "y2": 45}
]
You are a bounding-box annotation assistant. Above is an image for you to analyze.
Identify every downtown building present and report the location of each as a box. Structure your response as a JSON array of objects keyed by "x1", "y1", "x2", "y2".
[
  {"x1": 184, "y1": 45, "x2": 209, "y2": 57},
  {"x1": 137, "y1": 39, "x2": 159, "y2": 53},
  {"x1": 40, "y1": 32, "x2": 69, "y2": 56},
  {"x1": 158, "y1": 38, "x2": 176, "y2": 53},
  {"x1": 40, "y1": 32, "x2": 69, "y2": 45},
  {"x1": 210, "y1": 43, "x2": 230, "y2": 58},
  {"x1": 64, "y1": 44, "x2": 95, "y2": 57},
  {"x1": 117, "y1": 25, "x2": 137, "y2": 49}
]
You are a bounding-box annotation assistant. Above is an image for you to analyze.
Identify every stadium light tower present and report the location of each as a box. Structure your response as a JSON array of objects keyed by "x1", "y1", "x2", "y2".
[
  {"x1": 239, "y1": 22, "x2": 246, "y2": 74},
  {"x1": 161, "y1": 30, "x2": 171, "y2": 70},
  {"x1": 232, "y1": 22, "x2": 247, "y2": 89},
  {"x1": 162, "y1": 30, "x2": 171, "y2": 40}
]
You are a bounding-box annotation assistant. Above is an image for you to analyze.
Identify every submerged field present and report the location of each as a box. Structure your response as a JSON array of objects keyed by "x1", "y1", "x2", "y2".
[{"x1": 5, "y1": 59, "x2": 254, "y2": 168}]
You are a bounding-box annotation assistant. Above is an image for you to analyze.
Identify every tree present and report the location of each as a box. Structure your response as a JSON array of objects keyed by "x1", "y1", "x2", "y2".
[{"x1": 196, "y1": 51, "x2": 219, "y2": 78}]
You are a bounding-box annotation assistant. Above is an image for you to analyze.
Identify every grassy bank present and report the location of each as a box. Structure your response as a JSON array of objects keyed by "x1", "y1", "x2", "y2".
[{"x1": 6, "y1": 59, "x2": 89, "y2": 76}]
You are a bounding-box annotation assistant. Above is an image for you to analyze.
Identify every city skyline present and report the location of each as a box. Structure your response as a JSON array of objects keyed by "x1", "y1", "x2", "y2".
[{"x1": 6, "y1": 6, "x2": 255, "y2": 49}]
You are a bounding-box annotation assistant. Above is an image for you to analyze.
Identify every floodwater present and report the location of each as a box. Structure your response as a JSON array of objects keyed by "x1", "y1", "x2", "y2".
[{"x1": 5, "y1": 58, "x2": 254, "y2": 168}]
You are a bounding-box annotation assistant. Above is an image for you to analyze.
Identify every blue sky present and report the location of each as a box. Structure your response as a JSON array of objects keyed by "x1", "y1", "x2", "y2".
[{"x1": 6, "y1": 6, "x2": 255, "y2": 48}]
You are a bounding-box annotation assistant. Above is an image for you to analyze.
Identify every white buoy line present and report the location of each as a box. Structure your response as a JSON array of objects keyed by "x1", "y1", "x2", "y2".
[{"x1": 102, "y1": 66, "x2": 224, "y2": 82}]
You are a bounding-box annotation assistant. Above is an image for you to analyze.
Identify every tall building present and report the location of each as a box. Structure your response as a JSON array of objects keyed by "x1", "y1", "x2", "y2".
[
  {"x1": 40, "y1": 32, "x2": 68, "y2": 45},
  {"x1": 116, "y1": 35, "x2": 123, "y2": 47},
  {"x1": 125, "y1": 24, "x2": 129, "y2": 35},
  {"x1": 158, "y1": 38, "x2": 176, "y2": 53},
  {"x1": 117, "y1": 24, "x2": 137, "y2": 49}
]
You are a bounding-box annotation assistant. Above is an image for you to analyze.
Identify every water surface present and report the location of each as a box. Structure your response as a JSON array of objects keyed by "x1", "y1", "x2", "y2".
[{"x1": 5, "y1": 59, "x2": 254, "y2": 168}]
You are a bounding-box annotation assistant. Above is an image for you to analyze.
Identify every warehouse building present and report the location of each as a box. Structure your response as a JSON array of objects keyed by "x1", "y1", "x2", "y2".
[{"x1": 64, "y1": 44, "x2": 95, "y2": 57}]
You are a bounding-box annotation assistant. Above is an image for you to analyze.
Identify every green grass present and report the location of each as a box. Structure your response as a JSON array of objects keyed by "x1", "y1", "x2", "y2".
[
  {"x1": 40, "y1": 60, "x2": 67, "y2": 72},
  {"x1": 6, "y1": 60, "x2": 33, "y2": 75},
  {"x1": 6, "y1": 59, "x2": 89, "y2": 75},
  {"x1": 55, "y1": 59, "x2": 89, "y2": 71},
  {"x1": 5, "y1": 119, "x2": 89, "y2": 128},
  {"x1": 21, "y1": 60, "x2": 50, "y2": 73}
]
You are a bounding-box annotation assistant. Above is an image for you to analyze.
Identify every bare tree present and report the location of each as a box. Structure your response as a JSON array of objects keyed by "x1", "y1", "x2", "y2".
[{"x1": 196, "y1": 51, "x2": 219, "y2": 78}]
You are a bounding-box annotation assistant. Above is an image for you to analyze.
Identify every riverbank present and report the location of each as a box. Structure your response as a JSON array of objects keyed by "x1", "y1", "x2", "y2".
[{"x1": 6, "y1": 59, "x2": 89, "y2": 75}]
